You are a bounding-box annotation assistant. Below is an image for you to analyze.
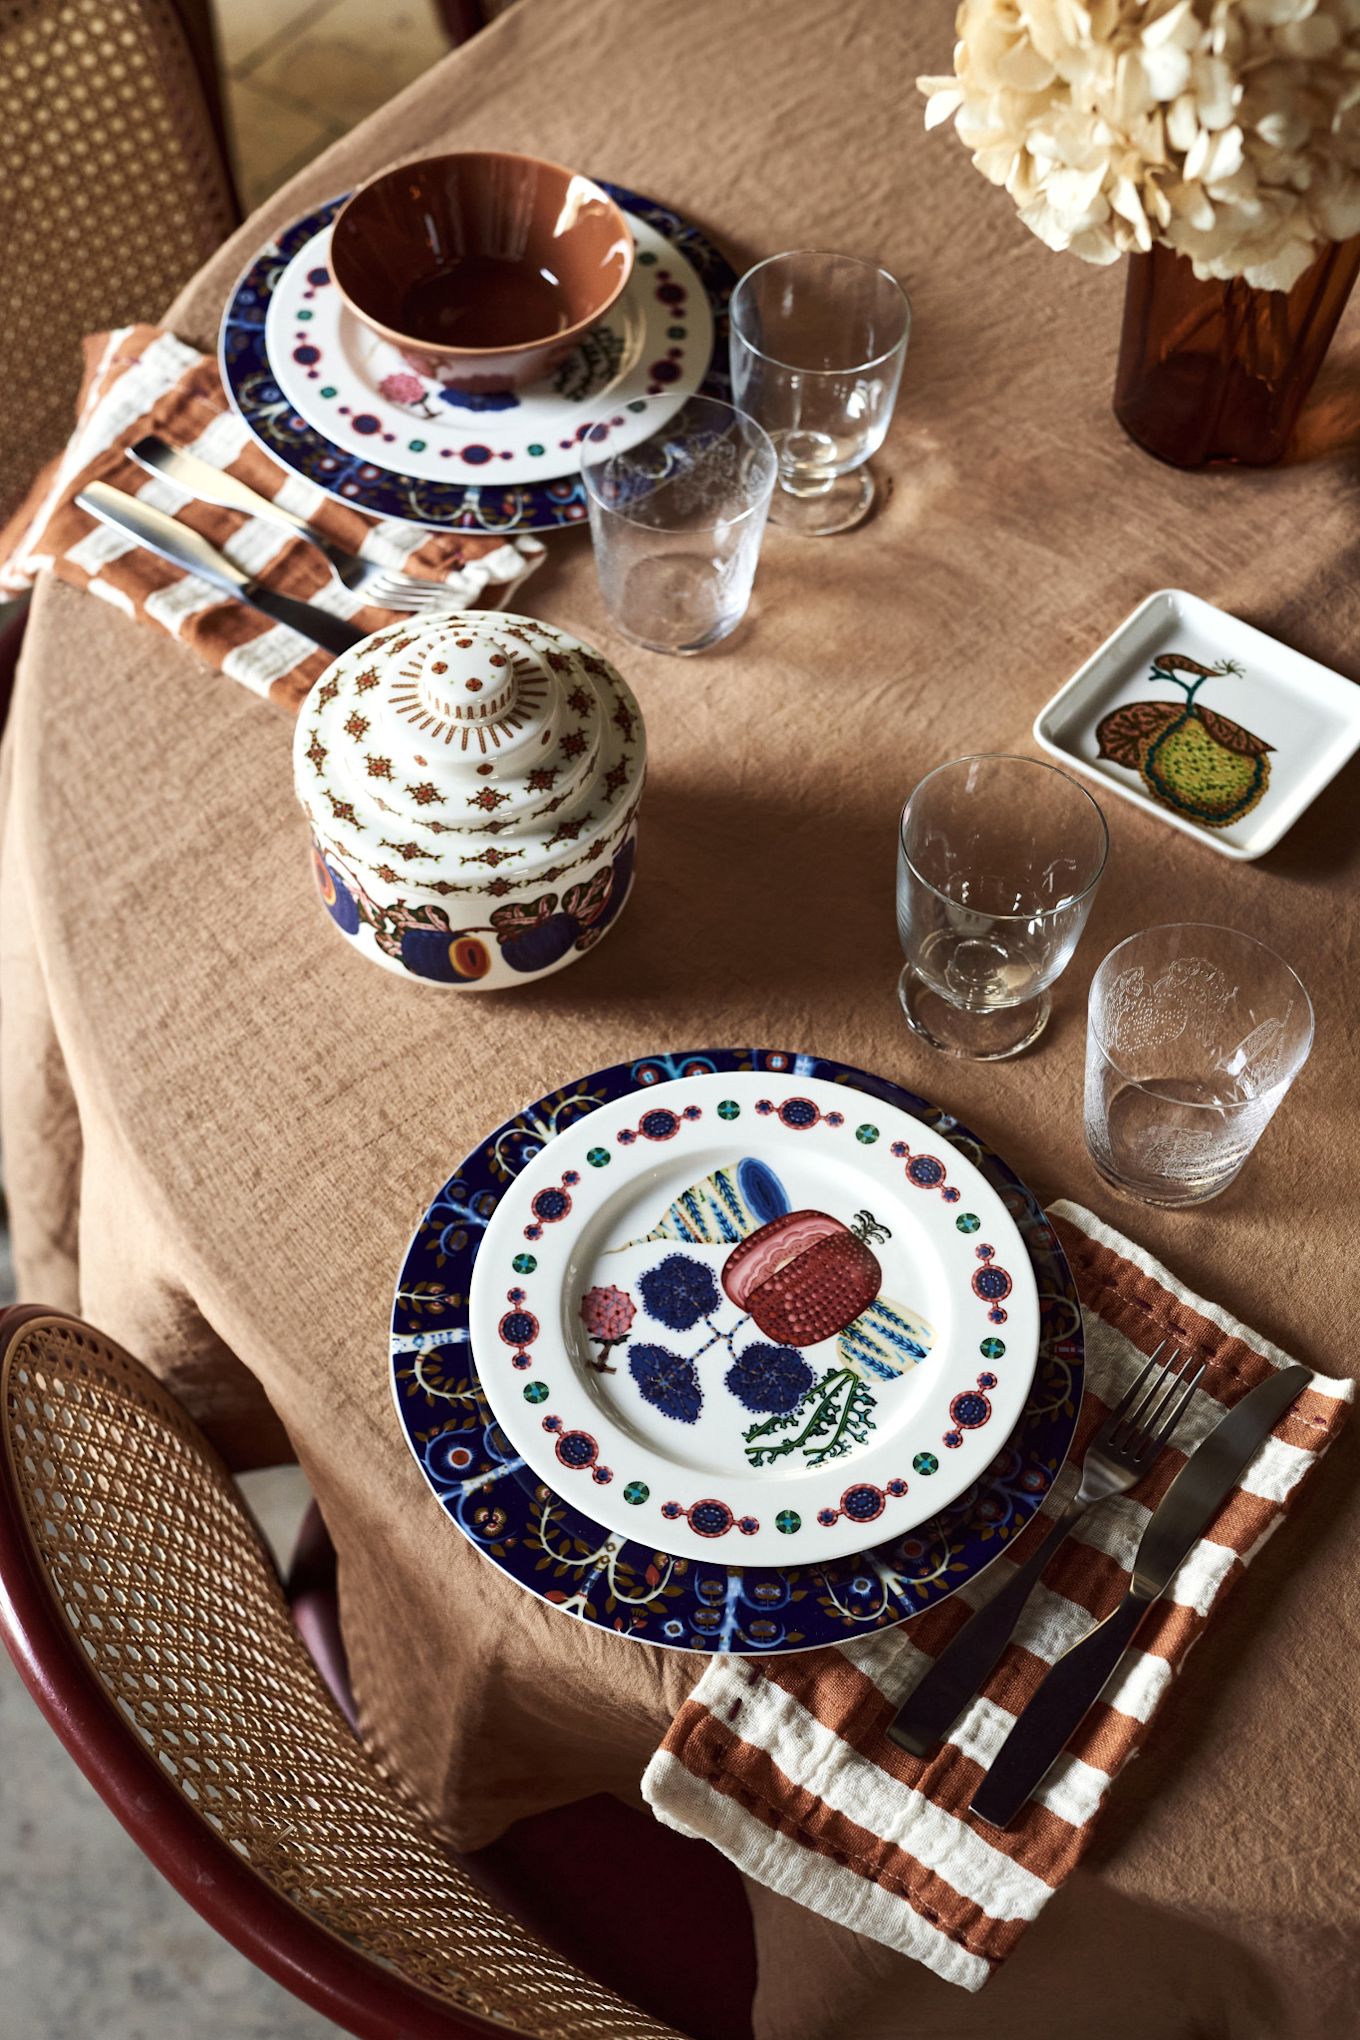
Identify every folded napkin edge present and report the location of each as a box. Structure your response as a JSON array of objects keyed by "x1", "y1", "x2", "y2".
[
  {"x1": 642, "y1": 1745, "x2": 998, "y2": 1992},
  {"x1": 1050, "y1": 1200, "x2": 1352, "y2": 1402}
]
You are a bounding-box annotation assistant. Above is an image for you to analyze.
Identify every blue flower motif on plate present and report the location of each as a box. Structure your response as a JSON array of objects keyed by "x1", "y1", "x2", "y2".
[
  {"x1": 725, "y1": 1343, "x2": 815, "y2": 1415},
  {"x1": 629, "y1": 1343, "x2": 704, "y2": 1423},
  {"x1": 438, "y1": 386, "x2": 521, "y2": 411},
  {"x1": 638, "y1": 1254, "x2": 720, "y2": 1333}
]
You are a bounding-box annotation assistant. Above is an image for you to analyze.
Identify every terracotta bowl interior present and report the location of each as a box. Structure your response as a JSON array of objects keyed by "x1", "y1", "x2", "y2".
[{"x1": 330, "y1": 152, "x2": 634, "y2": 360}]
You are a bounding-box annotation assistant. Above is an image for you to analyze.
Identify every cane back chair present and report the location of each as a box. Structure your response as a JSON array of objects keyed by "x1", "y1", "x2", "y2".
[
  {"x1": 0, "y1": 0, "x2": 239, "y2": 520},
  {"x1": 0, "y1": 1305, "x2": 751, "y2": 2040}
]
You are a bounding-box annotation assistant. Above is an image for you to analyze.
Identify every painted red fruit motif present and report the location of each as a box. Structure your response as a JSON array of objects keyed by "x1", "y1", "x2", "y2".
[{"x1": 722, "y1": 1210, "x2": 885, "y2": 1347}]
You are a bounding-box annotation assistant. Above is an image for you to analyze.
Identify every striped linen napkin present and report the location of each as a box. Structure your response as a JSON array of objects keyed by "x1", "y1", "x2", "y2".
[
  {"x1": 0, "y1": 326, "x2": 544, "y2": 717},
  {"x1": 644, "y1": 1200, "x2": 1350, "y2": 1991}
]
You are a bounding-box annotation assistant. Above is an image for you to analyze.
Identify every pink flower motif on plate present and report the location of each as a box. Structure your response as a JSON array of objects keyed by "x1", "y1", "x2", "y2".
[
  {"x1": 581, "y1": 1285, "x2": 636, "y2": 1344},
  {"x1": 378, "y1": 371, "x2": 430, "y2": 406}
]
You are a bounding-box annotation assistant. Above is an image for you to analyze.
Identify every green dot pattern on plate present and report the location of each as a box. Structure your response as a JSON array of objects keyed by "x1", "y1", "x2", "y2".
[
  {"x1": 408, "y1": 438, "x2": 426, "y2": 452},
  {"x1": 623, "y1": 1480, "x2": 649, "y2": 1505},
  {"x1": 981, "y1": 1337, "x2": 1005, "y2": 1360},
  {"x1": 639, "y1": 250, "x2": 657, "y2": 265},
  {"x1": 956, "y1": 1212, "x2": 981, "y2": 1233},
  {"x1": 587, "y1": 1147, "x2": 610, "y2": 1167},
  {"x1": 775, "y1": 1509, "x2": 801, "y2": 1535},
  {"x1": 297, "y1": 309, "x2": 313, "y2": 321},
  {"x1": 717, "y1": 1100, "x2": 741, "y2": 1120},
  {"x1": 523, "y1": 1382, "x2": 549, "y2": 1405},
  {"x1": 320, "y1": 385, "x2": 337, "y2": 399},
  {"x1": 512, "y1": 1253, "x2": 537, "y2": 1274},
  {"x1": 912, "y1": 1452, "x2": 938, "y2": 1476},
  {"x1": 528, "y1": 443, "x2": 545, "y2": 456},
  {"x1": 855, "y1": 1124, "x2": 879, "y2": 1145},
  {"x1": 626, "y1": 400, "x2": 646, "y2": 413},
  {"x1": 667, "y1": 325, "x2": 687, "y2": 340}
]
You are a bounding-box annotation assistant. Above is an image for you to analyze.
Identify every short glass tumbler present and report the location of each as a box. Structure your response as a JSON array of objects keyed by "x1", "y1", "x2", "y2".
[
  {"x1": 897, "y1": 756, "x2": 1109, "y2": 1061},
  {"x1": 729, "y1": 250, "x2": 910, "y2": 537},
  {"x1": 580, "y1": 394, "x2": 777, "y2": 655},
  {"x1": 1084, "y1": 925, "x2": 1314, "y2": 1207}
]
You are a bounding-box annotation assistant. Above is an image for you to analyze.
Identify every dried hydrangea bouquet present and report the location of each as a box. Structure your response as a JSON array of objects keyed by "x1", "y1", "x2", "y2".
[{"x1": 919, "y1": 0, "x2": 1360, "y2": 465}]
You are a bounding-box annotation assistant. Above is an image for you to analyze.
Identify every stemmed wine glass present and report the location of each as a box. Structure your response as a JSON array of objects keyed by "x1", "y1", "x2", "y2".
[
  {"x1": 896, "y1": 755, "x2": 1109, "y2": 1061},
  {"x1": 729, "y1": 250, "x2": 910, "y2": 536}
]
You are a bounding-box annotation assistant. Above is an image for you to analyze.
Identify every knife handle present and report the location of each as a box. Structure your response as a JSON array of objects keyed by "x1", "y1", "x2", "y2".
[
  {"x1": 969, "y1": 1593, "x2": 1146, "y2": 1829},
  {"x1": 887, "y1": 1499, "x2": 1084, "y2": 1757},
  {"x1": 77, "y1": 481, "x2": 248, "y2": 594},
  {"x1": 75, "y1": 483, "x2": 362, "y2": 659},
  {"x1": 130, "y1": 436, "x2": 319, "y2": 546}
]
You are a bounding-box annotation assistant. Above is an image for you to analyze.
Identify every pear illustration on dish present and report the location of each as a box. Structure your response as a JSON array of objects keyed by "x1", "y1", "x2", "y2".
[{"x1": 1095, "y1": 650, "x2": 1274, "y2": 831}]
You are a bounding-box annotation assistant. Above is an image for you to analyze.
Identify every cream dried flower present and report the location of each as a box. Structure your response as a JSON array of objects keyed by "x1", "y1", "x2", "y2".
[{"x1": 919, "y1": 0, "x2": 1360, "y2": 290}]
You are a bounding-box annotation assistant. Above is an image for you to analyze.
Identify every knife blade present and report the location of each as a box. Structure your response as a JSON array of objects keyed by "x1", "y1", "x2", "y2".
[
  {"x1": 75, "y1": 481, "x2": 362, "y2": 660},
  {"x1": 970, "y1": 1361, "x2": 1312, "y2": 1830}
]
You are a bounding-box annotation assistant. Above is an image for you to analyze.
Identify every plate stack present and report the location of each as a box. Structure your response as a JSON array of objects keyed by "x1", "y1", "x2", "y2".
[
  {"x1": 220, "y1": 184, "x2": 731, "y2": 534},
  {"x1": 391, "y1": 1050, "x2": 1085, "y2": 1655}
]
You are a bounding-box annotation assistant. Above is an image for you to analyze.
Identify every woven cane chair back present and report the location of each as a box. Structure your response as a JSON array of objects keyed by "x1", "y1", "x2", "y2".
[
  {"x1": 0, "y1": 0, "x2": 237, "y2": 518},
  {"x1": 0, "y1": 1312, "x2": 678, "y2": 2040}
]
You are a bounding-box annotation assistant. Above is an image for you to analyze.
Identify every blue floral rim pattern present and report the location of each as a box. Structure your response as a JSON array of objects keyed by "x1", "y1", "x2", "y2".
[
  {"x1": 219, "y1": 185, "x2": 734, "y2": 534},
  {"x1": 389, "y1": 1049, "x2": 1085, "y2": 1654}
]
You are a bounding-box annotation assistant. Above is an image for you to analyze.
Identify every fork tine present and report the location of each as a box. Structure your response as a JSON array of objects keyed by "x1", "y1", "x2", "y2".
[
  {"x1": 1124, "y1": 1346, "x2": 1188, "y2": 1452},
  {"x1": 372, "y1": 585, "x2": 464, "y2": 613},
  {"x1": 1148, "y1": 1360, "x2": 1206, "y2": 1455},
  {"x1": 1113, "y1": 1341, "x2": 1181, "y2": 1441},
  {"x1": 1106, "y1": 1341, "x2": 1166, "y2": 1430}
]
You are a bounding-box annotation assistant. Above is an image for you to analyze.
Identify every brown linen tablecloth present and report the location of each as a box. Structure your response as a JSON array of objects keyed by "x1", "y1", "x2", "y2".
[{"x1": 3, "y1": 2, "x2": 1360, "y2": 2034}]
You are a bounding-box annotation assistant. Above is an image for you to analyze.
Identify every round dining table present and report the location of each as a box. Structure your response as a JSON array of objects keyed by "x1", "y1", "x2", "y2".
[{"x1": 3, "y1": 1, "x2": 1359, "y2": 2034}]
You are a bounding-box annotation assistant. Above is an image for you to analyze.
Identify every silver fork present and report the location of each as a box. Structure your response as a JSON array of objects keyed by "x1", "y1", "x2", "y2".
[
  {"x1": 128, "y1": 435, "x2": 464, "y2": 613},
  {"x1": 887, "y1": 1339, "x2": 1204, "y2": 1757}
]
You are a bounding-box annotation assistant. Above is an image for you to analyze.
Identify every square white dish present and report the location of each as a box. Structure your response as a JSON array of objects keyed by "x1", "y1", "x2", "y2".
[{"x1": 1033, "y1": 589, "x2": 1360, "y2": 861}]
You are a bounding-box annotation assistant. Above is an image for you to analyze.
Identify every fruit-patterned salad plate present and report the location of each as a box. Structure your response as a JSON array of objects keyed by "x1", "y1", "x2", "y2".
[
  {"x1": 1034, "y1": 588, "x2": 1360, "y2": 861},
  {"x1": 264, "y1": 210, "x2": 714, "y2": 486},
  {"x1": 220, "y1": 184, "x2": 735, "y2": 534},
  {"x1": 390, "y1": 1049, "x2": 1083, "y2": 1651},
  {"x1": 465, "y1": 1071, "x2": 1039, "y2": 1566}
]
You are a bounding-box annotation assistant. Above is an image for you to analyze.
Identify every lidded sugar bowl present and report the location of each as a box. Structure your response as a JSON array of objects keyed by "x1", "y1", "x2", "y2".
[{"x1": 294, "y1": 611, "x2": 645, "y2": 988}]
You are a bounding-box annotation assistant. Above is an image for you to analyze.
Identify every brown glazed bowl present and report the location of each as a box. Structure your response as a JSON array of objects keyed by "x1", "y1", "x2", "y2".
[{"x1": 329, "y1": 151, "x2": 634, "y2": 393}]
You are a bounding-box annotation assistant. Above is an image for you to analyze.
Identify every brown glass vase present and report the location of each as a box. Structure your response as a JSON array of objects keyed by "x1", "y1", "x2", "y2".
[{"x1": 1112, "y1": 236, "x2": 1360, "y2": 468}]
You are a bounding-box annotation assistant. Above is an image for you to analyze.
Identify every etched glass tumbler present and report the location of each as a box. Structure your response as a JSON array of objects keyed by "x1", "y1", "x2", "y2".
[
  {"x1": 897, "y1": 756, "x2": 1109, "y2": 1061},
  {"x1": 729, "y1": 250, "x2": 910, "y2": 536},
  {"x1": 1085, "y1": 925, "x2": 1314, "y2": 1207},
  {"x1": 580, "y1": 395, "x2": 776, "y2": 654}
]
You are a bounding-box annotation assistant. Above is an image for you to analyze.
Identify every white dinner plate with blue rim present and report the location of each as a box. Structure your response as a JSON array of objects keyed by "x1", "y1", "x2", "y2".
[{"x1": 466, "y1": 1070, "x2": 1040, "y2": 1566}]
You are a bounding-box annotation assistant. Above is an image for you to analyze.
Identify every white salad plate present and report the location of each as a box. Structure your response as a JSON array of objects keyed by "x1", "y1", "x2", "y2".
[
  {"x1": 1034, "y1": 588, "x2": 1360, "y2": 862},
  {"x1": 264, "y1": 211, "x2": 714, "y2": 487},
  {"x1": 466, "y1": 1070, "x2": 1039, "y2": 1567}
]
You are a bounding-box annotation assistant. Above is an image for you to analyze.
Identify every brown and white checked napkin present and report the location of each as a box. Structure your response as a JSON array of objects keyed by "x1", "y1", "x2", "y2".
[
  {"x1": 0, "y1": 325, "x2": 544, "y2": 717},
  {"x1": 644, "y1": 1200, "x2": 1350, "y2": 1992}
]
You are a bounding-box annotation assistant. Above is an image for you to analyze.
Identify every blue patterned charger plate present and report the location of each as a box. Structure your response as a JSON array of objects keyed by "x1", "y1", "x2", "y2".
[
  {"x1": 219, "y1": 184, "x2": 735, "y2": 534},
  {"x1": 389, "y1": 1050, "x2": 1085, "y2": 1654}
]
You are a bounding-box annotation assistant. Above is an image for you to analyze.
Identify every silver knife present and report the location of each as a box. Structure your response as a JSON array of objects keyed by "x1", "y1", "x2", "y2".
[
  {"x1": 128, "y1": 433, "x2": 316, "y2": 535},
  {"x1": 970, "y1": 1361, "x2": 1312, "y2": 1829},
  {"x1": 74, "y1": 481, "x2": 362, "y2": 660}
]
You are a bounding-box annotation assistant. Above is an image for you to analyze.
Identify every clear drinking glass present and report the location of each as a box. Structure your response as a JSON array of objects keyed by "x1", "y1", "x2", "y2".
[
  {"x1": 579, "y1": 394, "x2": 776, "y2": 654},
  {"x1": 897, "y1": 756, "x2": 1109, "y2": 1061},
  {"x1": 728, "y1": 250, "x2": 910, "y2": 536},
  {"x1": 1084, "y1": 925, "x2": 1314, "y2": 1207}
]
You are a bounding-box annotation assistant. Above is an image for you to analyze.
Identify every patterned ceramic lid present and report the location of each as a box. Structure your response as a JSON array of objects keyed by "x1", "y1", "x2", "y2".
[{"x1": 295, "y1": 612, "x2": 645, "y2": 900}]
